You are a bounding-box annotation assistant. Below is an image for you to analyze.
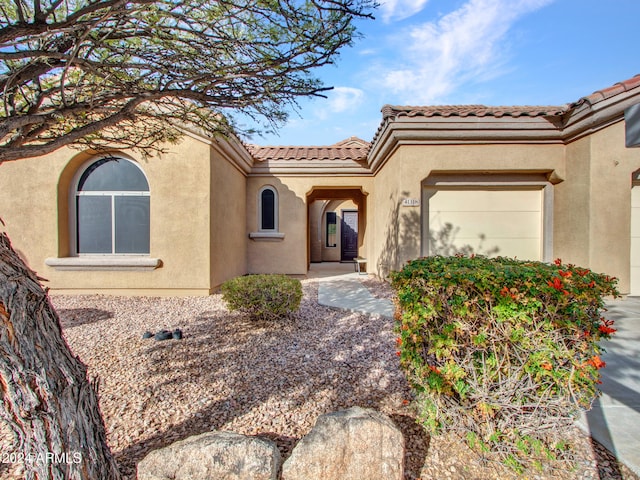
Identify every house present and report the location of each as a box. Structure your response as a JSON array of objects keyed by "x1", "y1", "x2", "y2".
[{"x1": 1, "y1": 75, "x2": 640, "y2": 295}]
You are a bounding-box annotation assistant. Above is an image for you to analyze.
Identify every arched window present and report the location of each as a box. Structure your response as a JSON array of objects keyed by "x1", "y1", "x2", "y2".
[
  {"x1": 258, "y1": 186, "x2": 278, "y2": 232},
  {"x1": 74, "y1": 157, "x2": 150, "y2": 254}
]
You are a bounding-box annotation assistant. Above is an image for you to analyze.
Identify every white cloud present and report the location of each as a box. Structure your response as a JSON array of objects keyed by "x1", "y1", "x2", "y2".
[
  {"x1": 330, "y1": 87, "x2": 365, "y2": 111},
  {"x1": 315, "y1": 87, "x2": 365, "y2": 119},
  {"x1": 379, "y1": 0, "x2": 430, "y2": 22},
  {"x1": 379, "y1": 0, "x2": 555, "y2": 104}
]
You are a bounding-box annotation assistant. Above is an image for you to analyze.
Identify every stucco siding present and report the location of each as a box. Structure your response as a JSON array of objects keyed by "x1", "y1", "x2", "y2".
[
  {"x1": 210, "y1": 148, "x2": 247, "y2": 288},
  {"x1": 0, "y1": 149, "x2": 65, "y2": 273},
  {"x1": 0, "y1": 137, "x2": 216, "y2": 295},
  {"x1": 370, "y1": 151, "x2": 410, "y2": 278},
  {"x1": 553, "y1": 121, "x2": 640, "y2": 294},
  {"x1": 246, "y1": 176, "x2": 307, "y2": 274},
  {"x1": 553, "y1": 137, "x2": 590, "y2": 268},
  {"x1": 370, "y1": 143, "x2": 564, "y2": 277},
  {"x1": 246, "y1": 175, "x2": 373, "y2": 274},
  {"x1": 589, "y1": 121, "x2": 640, "y2": 294}
]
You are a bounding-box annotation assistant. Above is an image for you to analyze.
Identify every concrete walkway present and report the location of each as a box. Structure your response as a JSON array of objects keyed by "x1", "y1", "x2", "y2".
[
  {"x1": 576, "y1": 297, "x2": 640, "y2": 475},
  {"x1": 310, "y1": 262, "x2": 395, "y2": 318},
  {"x1": 310, "y1": 263, "x2": 640, "y2": 475}
]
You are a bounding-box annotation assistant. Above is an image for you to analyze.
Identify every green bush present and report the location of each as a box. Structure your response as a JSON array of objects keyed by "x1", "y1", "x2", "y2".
[
  {"x1": 221, "y1": 274, "x2": 302, "y2": 321},
  {"x1": 390, "y1": 255, "x2": 619, "y2": 472}
]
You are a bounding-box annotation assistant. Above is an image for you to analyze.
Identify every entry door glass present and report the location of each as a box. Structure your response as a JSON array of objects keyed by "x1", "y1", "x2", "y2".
[{"x1": 341, "y1": 210, "x2": 358, "y2": 261}]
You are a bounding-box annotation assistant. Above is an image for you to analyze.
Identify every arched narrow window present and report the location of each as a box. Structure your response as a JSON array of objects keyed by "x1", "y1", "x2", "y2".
[
  {"x1": 75, "y1": 157, "x2": 150, "y2": 254},
  {"x1": 259, "y1": 186, "x2": 278, "y2": 232}
]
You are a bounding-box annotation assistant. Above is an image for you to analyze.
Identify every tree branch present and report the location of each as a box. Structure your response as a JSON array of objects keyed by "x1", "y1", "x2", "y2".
[{"x1": 1, "y1": 0, "x2": 376, "y2": 162}]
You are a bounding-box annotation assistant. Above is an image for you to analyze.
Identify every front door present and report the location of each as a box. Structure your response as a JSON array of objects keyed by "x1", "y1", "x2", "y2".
[{"x1": 341, "y1": 210, "x2": 358, "y2": 261}]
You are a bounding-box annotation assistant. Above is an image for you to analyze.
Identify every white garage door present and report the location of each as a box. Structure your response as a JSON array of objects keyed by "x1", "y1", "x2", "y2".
[
  {"x1": 426, "y1": 188, "x2": 543, "y2": 260},
  {"x1": 630, "y1": 186, "x2": 640, "y2": 295}
]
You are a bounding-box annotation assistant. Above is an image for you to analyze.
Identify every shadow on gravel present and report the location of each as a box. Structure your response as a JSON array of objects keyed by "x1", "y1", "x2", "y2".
[
  {"x1": 391, "y1": 414, "x2": 431, "y2": 480},
  {"x1": 112, "y1": 285, "x2": 421, "y2": 478},
  {"x1": 56, "y1": 308, "x2": 113, "y2": 328}
]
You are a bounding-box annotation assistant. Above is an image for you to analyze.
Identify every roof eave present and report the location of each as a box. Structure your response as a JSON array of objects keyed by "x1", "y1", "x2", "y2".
[
  {"x1": 561, "y1": 81, "x2": 640, "y2": 143},
  {"x1": 249, "y1": 158, "x2": 372, "y2": 176},
  {"x1": 179, "y1": 127, "x2": 254, "y2": 175},
  {"x1": 367, "y1": 115, "x2": 565, "y2": 174}
]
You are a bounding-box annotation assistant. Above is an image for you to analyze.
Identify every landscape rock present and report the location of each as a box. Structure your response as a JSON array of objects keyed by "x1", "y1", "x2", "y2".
[
  {"x1": 281, "y1": 406, "x2": 405, "y2": 480},
  {"x1": 154, "y1": 330, "x2": 172, "y2": 341},
  {"x1": 136, "y1": 431, "x2": 281, "y2": 480}
]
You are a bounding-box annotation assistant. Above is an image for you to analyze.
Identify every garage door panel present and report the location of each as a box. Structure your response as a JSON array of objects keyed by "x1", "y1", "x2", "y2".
[
  {"x1": 429, "y1": 237, "x2": 540, "y2": 259},
  {"x1": 632, "y1": 267, "x2": 640, "y2": 292},
  {"x1": 429, "y1": 211, "x2": 541, "y2": 239},
  {"x1": 632, "y1": 207, "x2": 640, "y2": 236},
  {"x1": 482, "y1": 238, "x2": 540, "y2": 260},
  {"x1": 630, "y1": 246, "x2": 640, "y2": 265},
  {"x1": 426, "y1": 188, "x2": 543, "y2": 261},
  {"x1": 430, "y1": 189, "x2": 541, "y2": 212},
  {"x1": 632, "y1": 186, "x2": 640, "y2": 234},
  {"x1": 631, "y1": 187, "x2": 640, "y2": 295}
]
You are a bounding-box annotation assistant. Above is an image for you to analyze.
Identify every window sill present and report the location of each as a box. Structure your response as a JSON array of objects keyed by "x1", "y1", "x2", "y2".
[
  {"x1": 45, "y1": 256, "x2": 161, "y2": 271},
  {"x1": 248, "y1": 232, "x2": 285, "y2": 241}
]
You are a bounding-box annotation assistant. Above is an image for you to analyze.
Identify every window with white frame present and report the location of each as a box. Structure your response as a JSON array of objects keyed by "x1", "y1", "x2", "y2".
[
  {"x1": 258, "y1": 185, "x2": 278, "y2": 231},
  {"x1": 74, "y1": 157, "x2": 150, "y2": 254}
]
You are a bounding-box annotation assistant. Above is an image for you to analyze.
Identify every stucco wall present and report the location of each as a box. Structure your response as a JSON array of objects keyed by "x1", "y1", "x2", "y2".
[
  {"x1": 556, "y1": 121, "x2": 640, "y2": 294},
  {"x1": 309, "y1": 201, "x2": 324, "y2": 262},
  {"x1": 246, "y1": 176, "x2": 307, "y2": 274},
  {"x1": 370, "y1": 143, "x2": 565, "y2": 278},
  {"x1": 553, "y1": 137, "x2": 590, "y2": 268},
  {"x1": 589, "y1": 124, "x2": 634, "y2": 293},
  {"x1": 246, "y1": 175, "x2": 373, "y2": 274},
  {"x1": 0, "y1": 136, "x2": 217, "y2": 295},
  {"x1": 210, "y1": 147, "x2": 247, "y2": 288},
  {"x1": 0, "y1": 148, "x2": 63, "y2": 273}
]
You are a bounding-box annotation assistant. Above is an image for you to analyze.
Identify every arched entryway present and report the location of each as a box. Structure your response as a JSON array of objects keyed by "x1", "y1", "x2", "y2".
[{"x1": 306, "y1": 187, "x2": 368, "y2": 269}]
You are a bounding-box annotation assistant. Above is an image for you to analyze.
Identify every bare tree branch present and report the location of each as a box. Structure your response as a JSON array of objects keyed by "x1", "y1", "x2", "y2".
[{"x1": 0, "y1": 0, "x2": 376, "y2": 163}]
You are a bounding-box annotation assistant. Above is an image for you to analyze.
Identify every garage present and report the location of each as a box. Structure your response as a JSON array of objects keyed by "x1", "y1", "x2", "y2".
[
  {"x1": 425, "y1": 187, "x2": 544, "y2": 261},
  {"x1": 630, "y1": 186, "x2": 640, "y2": 295}
]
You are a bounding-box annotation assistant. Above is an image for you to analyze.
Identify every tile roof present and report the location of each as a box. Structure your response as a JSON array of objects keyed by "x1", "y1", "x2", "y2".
[
  {"x1": 571, "y1": 74, "x2": 640, "y2": 107},
  {"x1": 247, "y1": 137, "x2": 370, "y2": 162},
  {"x1": 380, "y1": 104, "x2": 567, "y2": 120},
  {"x1": 380, "y1": 75, "x2": 640, "y2": 122}
]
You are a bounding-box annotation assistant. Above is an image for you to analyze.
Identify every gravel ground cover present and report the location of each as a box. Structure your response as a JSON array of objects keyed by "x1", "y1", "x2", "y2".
[{"x1": 0, "y1": 276, "x2": 637, "y2": 479}]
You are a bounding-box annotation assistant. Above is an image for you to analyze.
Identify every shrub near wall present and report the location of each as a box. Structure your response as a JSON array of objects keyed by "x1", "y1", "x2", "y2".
[
  {"x1": 221, "y1": 274, "x2": 302, "y2": 321},
  {"x1": 390, "y1": 256, "x2": 619, "y2": 472}
]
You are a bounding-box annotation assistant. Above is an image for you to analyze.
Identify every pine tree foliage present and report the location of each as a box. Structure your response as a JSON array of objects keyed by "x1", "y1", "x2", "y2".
[{"x1": 0, "y1": 0, "x2": 375, "y2": 163}]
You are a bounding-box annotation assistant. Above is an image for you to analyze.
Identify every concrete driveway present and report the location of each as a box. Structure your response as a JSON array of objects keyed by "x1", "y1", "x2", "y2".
[{"x1": 576, "y1": 297, "x2": 640, "y2": 475}]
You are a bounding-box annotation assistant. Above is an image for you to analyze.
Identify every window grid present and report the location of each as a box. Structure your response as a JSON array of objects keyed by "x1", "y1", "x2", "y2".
[{"x1": 76, "y1": 191, "x2": 150, "y2": 255}]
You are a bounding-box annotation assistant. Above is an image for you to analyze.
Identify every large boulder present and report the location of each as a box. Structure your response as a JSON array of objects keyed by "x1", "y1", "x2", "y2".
[
  {"x1": 281, "y1": 407, "x2": 405, "y2": 480},
  {"x1": 137, "y1": 431, "x2": 281, "y2": 480}
]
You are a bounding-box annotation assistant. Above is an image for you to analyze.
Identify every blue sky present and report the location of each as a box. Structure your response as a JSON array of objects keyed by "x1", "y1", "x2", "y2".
[{"x1": 245, "y1": 0, "x2": 640, "y2": 146}]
